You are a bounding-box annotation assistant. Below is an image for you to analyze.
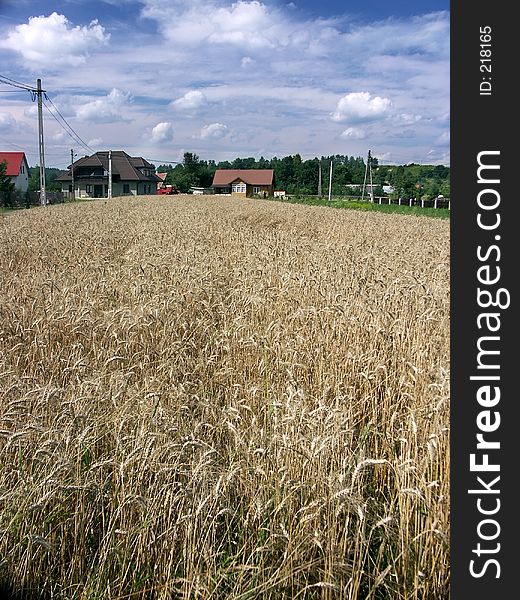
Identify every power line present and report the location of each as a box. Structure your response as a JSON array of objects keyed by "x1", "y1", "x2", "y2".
[
  {"x1": 0, "y1": 138, "x2": 26, "y2": 151},
  {"x1": 42, "y1": 96, "x2": 95, "y2": 155},
  {"x1": 0, "y1": 74, "x2": 39, "y2": 91},
  {"x1": 1, "y1": 73, "x2": 95, "y2": 156},
  {"x1": 148, "y1": 159, "x2": 182, "y2": 164}
]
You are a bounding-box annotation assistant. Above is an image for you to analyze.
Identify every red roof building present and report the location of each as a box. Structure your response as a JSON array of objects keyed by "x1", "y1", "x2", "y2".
[
  {"x1": 0, "y1": 152, "x2": 30, "y2": 191},
  {"x1": 156, "y1": 172, "x2": 168, "y2": 189},
  {"x1": 211, "y1": 169, "x2": 275, "y2": 197}
]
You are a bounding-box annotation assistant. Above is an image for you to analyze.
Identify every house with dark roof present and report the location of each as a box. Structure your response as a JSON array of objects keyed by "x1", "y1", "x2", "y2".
[
  {"x1": 211, "y1": 169, "x2": 275, "y2": 197},
  {"x1": 0, "y1": 152, "x2": 30, "y2": 192},
  {"x1": 56, "y1": 151, "x2": 160, "y2": 198}
]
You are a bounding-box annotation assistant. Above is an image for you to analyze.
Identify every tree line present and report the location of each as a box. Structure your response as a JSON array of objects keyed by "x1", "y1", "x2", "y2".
[
  {"x1": 156, "y1": 153, "x2": 450, "y2": 199},
  {"x1": 1, "y1": 154, "x2": 450, "y2": 208}
]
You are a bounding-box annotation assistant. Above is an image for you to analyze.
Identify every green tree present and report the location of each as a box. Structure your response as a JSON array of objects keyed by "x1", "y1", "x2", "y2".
[
  {"x1": 0, "y1": 161, "x2": 15, "y2": 207},
  {"x1": 28, "y1": 167, "x2": 65, "y2": 193}
]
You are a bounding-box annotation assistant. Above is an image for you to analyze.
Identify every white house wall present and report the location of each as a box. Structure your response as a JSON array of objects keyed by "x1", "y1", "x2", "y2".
[{"x1": 12, "y1": 172, "x2": 29, "y2": 192}]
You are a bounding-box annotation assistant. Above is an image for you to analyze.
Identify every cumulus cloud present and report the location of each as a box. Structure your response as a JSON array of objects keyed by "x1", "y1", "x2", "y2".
[
  {"x1": 0, "y1": 12, "x2": 110, "y2": 68},
  {"x1": 75, "y1": 89, "x2": 132, "y2": 123},
  {"x1": 141, "y1": 0, "x2": 326, "y2": 51},
  {"x1": 198, "y1": 123, "x2": 228, "y2": 140},
  {"x1": 171, "y1": 90, "x2": 207, "y2": 111},
  {"x1": 143, "y1": 1, "x2": 268, "y2": 47},
  {"x1": 332, "y1": 92, "x2": 392, "y2": 123},
  {"x1": 340, "y1": 127, "x2": 366, "y2": 140},
  {"x1": 0, "y1": 3, "x2": 449, "y2": 166},
  {"x1": 151, "y1": 122, "x2": 174, "y2": 143}
]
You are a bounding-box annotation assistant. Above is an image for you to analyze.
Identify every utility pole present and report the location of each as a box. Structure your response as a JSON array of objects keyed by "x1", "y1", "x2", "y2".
[
  {"x1": 70, "y1": 149, "x2": 76, "y2": 200},
  {"x1": 36, "y1": 78, "x2": 47, "y2": 206},
  {"x1": 317, "y1": 158, "x2": 322, "y2": 197},
  {"x1": 328, "y1": 159, "x2": 333, "y2": 202},
  {"x1": 108, "y1": 150, "x2": 112, "y2": 198},
  {"x1": 368, "y1": 150, "x2": 374, "y2": 203},
  {"x1": 361, "y1": 149, "x2": 374, "y2": 202}
]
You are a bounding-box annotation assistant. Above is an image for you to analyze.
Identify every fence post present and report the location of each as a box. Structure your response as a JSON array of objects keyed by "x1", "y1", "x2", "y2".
[
  {"x1": 409, "y1": 198, "x2": 413, "y2": 207},
  {"x1": 398, "y1": 197, "x2": 402, "y2": 205},
  {"x1": 421, "y1": 198, "x2": 424, "y2": 208},
  {"x1": 434, "y1": 197, "x2": 438, "y2": 209}
]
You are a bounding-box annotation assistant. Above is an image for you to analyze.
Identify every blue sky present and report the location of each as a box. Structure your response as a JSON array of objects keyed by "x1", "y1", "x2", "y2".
[{"x1": 0, "y1": 1, "x2": 450, "y2": 169}]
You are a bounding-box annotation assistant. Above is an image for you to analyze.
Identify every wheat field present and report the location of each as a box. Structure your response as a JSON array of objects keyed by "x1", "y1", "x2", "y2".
[{"x1": 0, "y1": 196, "x2": 450, "y2": 599}]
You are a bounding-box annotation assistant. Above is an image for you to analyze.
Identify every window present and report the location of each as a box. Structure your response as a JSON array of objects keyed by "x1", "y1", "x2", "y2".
[
  {"x1": 253, "y1": 186, "x2": 261, "y2": 194},
  {"x1": 232, "y1": 182, "x2": 246, "y2": 193},
  {"x1": 86, "y1": 184, "x2": 93, "y2": 194},
  {"x1": 123, "y1": 184, "x2": 130, "y2": 194}
]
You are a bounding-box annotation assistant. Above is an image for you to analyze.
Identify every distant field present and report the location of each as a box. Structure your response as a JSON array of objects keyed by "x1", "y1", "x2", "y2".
[{"x1": 0, "y1": 195, "x2": 450, "y2": 599}]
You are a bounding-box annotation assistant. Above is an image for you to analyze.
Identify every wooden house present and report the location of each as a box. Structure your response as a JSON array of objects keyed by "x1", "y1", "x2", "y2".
[{"x1": 211, "y1": 169, "x2": 275, "y2": 197}]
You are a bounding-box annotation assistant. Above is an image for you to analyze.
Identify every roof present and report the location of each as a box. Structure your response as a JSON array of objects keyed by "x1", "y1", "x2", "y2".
[
  {"x1": 56, "y1": 151, "x2": 159, "y2": 182},
  {"x1": 212, "y1": 169, "x2": 274, "y2": 187},
  {"x1": 156, "y1": 172, "x2": 168, "y2": 182},
  {"x1": 0, "y1": 152, "x2": 27, "y2": 176}
]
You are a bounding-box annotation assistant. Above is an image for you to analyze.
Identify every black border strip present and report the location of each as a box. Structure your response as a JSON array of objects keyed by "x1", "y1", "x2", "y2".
[{"x1": 451, "y1": 3, "x2": 515, "y2": 598}]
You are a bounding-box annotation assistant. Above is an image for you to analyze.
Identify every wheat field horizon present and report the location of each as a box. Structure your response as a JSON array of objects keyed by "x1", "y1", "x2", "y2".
[{"x1": 0, "y1": 196, "x2": 450, "y2": 599}]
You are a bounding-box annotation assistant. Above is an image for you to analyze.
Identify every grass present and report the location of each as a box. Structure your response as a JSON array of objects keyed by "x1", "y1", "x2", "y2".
[
  {"x1": 0, "y1": 195, "x2": 450, "y2": 599},
  {"x1": 269, "y1": 195, "x2": 450, "y2": 220}
]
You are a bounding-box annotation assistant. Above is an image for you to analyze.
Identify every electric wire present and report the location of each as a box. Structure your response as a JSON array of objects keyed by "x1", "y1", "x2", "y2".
[
  {"x1": 0, "y1": 74, "x2": 38, "y2": 91},
  {"x1": 42, "y1": 96, "x2": 95, "y2": 155}
]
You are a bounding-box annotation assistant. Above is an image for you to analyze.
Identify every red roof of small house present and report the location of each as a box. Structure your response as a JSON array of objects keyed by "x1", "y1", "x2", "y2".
[
  {"x1": 0, "y1": 152, "x2": 26, "y2": 176},
  {"x1": 212, "y1": 169, "x2": 274, "y2": 187}
]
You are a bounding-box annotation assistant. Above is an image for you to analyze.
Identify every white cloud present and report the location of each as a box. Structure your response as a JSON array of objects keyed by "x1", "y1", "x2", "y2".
[
  {"x1": 76, "y1": 89, "x2": 133, "y2": 123},
  {"x1": 142, "y1": 0, "x2": 279, "y2": 49},
  {"x1": 198, "y1": 123, "x2": 228, "y2": 140},
  {"x1": 340, "y1": 127, "x2": 366, "y2": 140},
  {"x1": 397, "y1": 113, "x2": 422, "y2": 124},
  {"x1": 88, "y1": 138, "x2": 103, "y2": 148},
  {"x1": 51, "y1": 130, "x2": 68, "y2": 142},
  {"x1": 0, "y1": 12, "x2": 110, "y2": 68},
  {"x1": 151, "y1": 122, "x2": 174, "y2": 143},
  {"x1": 171, "y1": 90, "x2": 207, "y2": 111},
  {"x1": 332, "y1": 92, "x2": 392, "y2": 123},
  {"x1": 0, "y1": 4, "x2": 449, "y2": 166},
  {"x1": 0, "y1": 112, "x2": 16, "y2": 132}
]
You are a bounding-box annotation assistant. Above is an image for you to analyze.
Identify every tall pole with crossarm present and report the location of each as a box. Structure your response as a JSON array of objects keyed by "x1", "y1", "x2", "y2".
[
  {"x1": 317, "y1": 158, "x2": 322, "y2": 197},
  {"x1": 108, "y1": 150, "x2": 112, "y2": 198},
  {"x1": 328, "y1": 159, "x2": 333, "y2": 202},
  {"x1": 37, "y1": 78, "x2": 47, "y2": 206}
]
